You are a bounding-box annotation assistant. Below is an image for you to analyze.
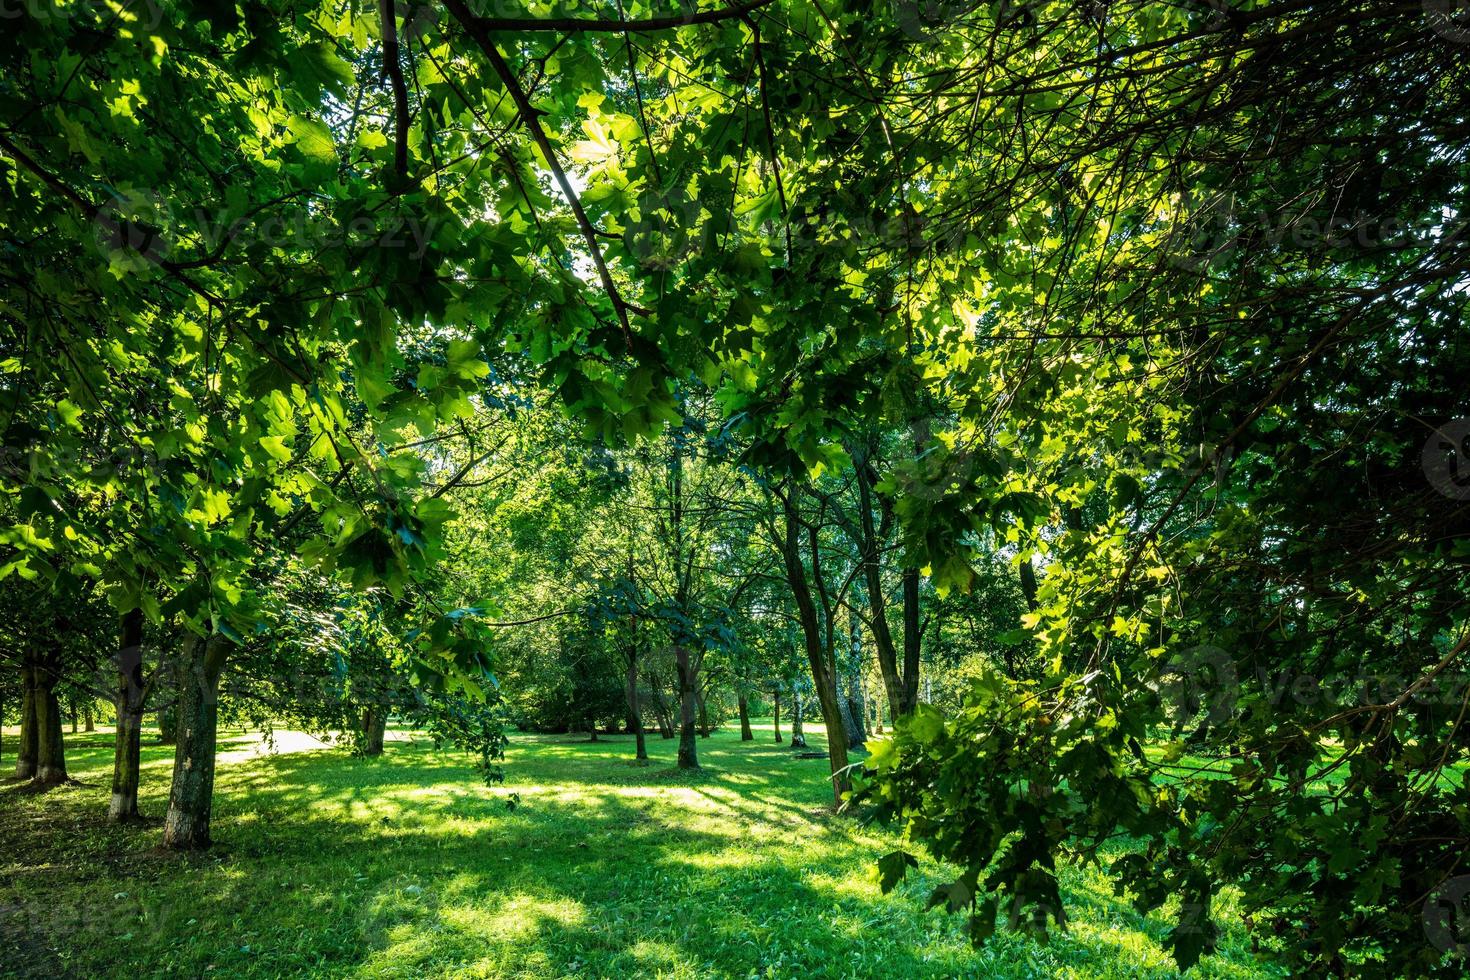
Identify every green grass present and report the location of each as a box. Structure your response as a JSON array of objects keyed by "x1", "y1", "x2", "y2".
[{"x1": 0, "y1": 721, "x2": 1282, "y2": 978}]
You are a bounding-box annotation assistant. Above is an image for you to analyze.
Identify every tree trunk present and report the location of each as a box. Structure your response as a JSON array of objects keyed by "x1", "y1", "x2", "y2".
[
  {"x1": 70, "y1": 703, "x2": 78, "y2": 734},
  {"x1": 84, "y1": 703, "x2": 95, "y2": 732},
  {"x1": 361, "y1": 708, "x2": 387, "y2": 756},
  {"x1": 625, "y1": 649, "x2": 647, "y2": 761},
  {"x1": 901, "y1": 566, "x2": 921, "y2": 714},
  {"x1": 14, "y1": 666, "x2": 37, "y2": 780},
  {"x1": 31, "y1": 664, "x2": 68, "y2": 787},
  {"x1": 109, "y1": 609, "x2": 146, "y2": 823},
  {"x1": 772, "y1": 688, "x2": 783, "y2": 743},
  {"x1": 790, "y1": 684, "x2": 807, "y2": 749},
  {"x1": 836, "y1": 686, "x2": 861, "y2": 749},
  {"x1": 654, "y1": 687, "x2": 673, "y2": 737},
  {"x1": 695, "y1": 686, "x2": 710, "y2": 738},
  {"x1": 843, "y1": 611, "x2": 868, "y2": 748},
  {"x1": 856, "y1": 465, "x2": 905, "y2": 722},
  {"x1": 649, "y1": 674, "x2": 674, "y2": 738},
  {"x1": 737, "y1": 691, "x2": 753, "y2": 741},
  {"x1": 674, "y1": 646, "x2": 699, "y2": 769},
  {"x1": 779, "y1": 497, "x2": 849, "y2": 801},
  {"x1": 163, "y1": 635, "x2": 229, "y2": 850},
  {"x1": 157, "y1": 704, "x2": 178, "y2": 745}
]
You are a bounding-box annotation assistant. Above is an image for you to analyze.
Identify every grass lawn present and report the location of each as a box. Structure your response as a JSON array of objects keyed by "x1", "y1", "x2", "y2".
[{"x1": 0, "y1": 720, "x2": 1282, "y2": 979}]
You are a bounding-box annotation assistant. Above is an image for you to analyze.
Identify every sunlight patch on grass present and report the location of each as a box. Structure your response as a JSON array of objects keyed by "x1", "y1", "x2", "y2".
[{"x1": 0, "y1": 723, "x2": 1287, "y2": 979}]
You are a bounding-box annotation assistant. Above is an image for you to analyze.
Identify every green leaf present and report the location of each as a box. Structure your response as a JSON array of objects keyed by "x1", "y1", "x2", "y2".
[
  {"x1": 288, "y1": 115, "x2": 337, "y2": 166},
  {"x1": 876, "y1": 851, "x2": 917, "y2": 894}
]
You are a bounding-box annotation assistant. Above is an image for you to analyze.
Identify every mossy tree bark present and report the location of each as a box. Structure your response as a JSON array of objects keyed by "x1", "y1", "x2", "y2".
[
  {"x1": 675, "y1": 646, "x2": 699, "y2": 769},
  {"x1": 13, "y1": 665, "x2": 37, "y2": 780},
  {"x1": 901, "y1": 567, "x2": 921, "y2": 715},
  {"x1": 31, "y1": 661, "x2": 68, "y2": 787},
  {"x1": 361, "y1": 708, "x2": 388, "y2": 756},
  {"x1": 162, "y1": 634, "x2": 230, "y2": 850},
  {"x1": 108, "y1": 609, "x2": 147, "y2": 823},
  {"x1": 624, "y1": 642, "x2": 647, "y2": 761}
]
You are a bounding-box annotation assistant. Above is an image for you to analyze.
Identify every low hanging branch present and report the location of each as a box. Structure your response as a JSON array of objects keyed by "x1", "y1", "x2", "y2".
[{"x1": 443, "y1": 0, "x2": 647, "y2": 348}]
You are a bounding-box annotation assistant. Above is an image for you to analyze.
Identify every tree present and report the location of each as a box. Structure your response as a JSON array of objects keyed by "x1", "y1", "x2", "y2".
[{"x1": 846, "y1": 4, "x2": 1470, "y2": 976}]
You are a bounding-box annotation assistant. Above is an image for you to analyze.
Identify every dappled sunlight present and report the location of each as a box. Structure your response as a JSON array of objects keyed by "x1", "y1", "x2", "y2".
[{"x1": 2, "y1": 725, "x2": 1285, "y2": 978}]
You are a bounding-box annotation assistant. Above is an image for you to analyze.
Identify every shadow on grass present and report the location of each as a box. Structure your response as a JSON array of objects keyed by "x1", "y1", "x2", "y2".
[{"x1": 0, "y1": 726, "x2": 1280, "y2": 979}]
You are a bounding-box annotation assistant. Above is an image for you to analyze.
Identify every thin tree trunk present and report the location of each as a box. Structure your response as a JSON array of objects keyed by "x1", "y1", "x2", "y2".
[
  {"x1": 109, "y1": 609, "x2": 146, "y2": 822},
  {"x1": 772, "y1": 688, "x2": 783, "y2": 743},
  {"x1": 1019, "y1": 557, "x2": 1040, "y2": 612},
  {"x1": 70, "y1": 703, "x2": 78, "y2": 734},
  {"x1": 901, "y1": 567, "x2": 921, "y2": 714},
  {"x1": 790, "y1": 684, "x2": 807, "y2": 749},
  {"x1": 674, "y1": 646, "x2": 699, "y2": 768},
  {"x1": 163, "y1": 634, "x2": 229, "y2": 850},
  {"x1": 844, "y1": 610, "x2": 868, "y2": 748},
  {"x1": 157, "y1": 704, "x2": 177, "y2": 745},
  {"x1": 856, "y1": 466, "x2": 905, "y2": 721},
  {"x1": 836, "y1": 685, "x2": 860, "y2": 748},
  {"x1": 84, "y1": 703, "x2": 94, "y2": 732},
  {"x1": 779, "y1": 496, "x2": 849, "y2": 801},
  {"x1": 738, "y1": 690, "x2": 753, "y2": 741},
  {"x1": 31, "y1": 663, "x2": 68, "y2": 787},
  {"x1": 14, "y1": 665, "x2": 37, "y2": 780},
  {"x1": 695, "y1": 686, "x2": 710, "y2": 738},
  {"x1": 625, "y1": 648, "x2": 647, "y2": 761},
  {"x1": 650, "y1": 678, "x2": 674, "y2": 738}
]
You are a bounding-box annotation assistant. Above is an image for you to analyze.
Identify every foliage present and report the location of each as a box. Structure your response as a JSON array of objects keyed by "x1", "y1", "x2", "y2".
[{"x1": 2, "y1": 0, "x2": 1466, "y2": 974}]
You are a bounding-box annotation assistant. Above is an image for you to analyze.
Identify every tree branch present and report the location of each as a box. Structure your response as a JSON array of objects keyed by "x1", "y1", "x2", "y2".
[
  {"x1": 469, "y1": 0, "x2": 774, "y2": 35},
  {"x1": 443, "y1": 0, "x2": 644, "y2": 347},
  {"x1": 379, "y1": 0, "x2": 413, "y2": 179}
]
